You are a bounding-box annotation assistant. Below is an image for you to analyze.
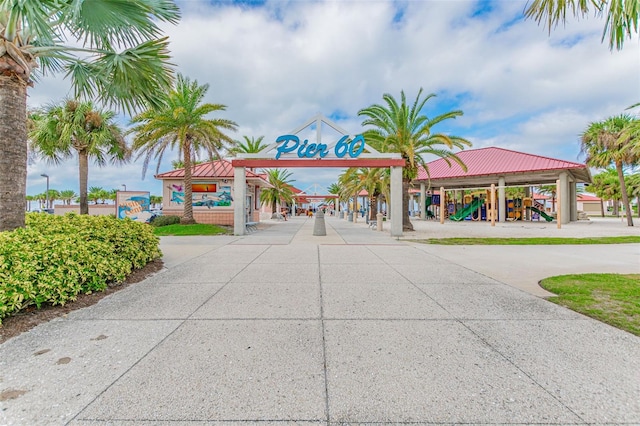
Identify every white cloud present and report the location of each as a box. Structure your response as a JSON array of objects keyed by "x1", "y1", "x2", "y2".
[{"x1": 26, "y1": 0, "x2": 640, "y2": 196}]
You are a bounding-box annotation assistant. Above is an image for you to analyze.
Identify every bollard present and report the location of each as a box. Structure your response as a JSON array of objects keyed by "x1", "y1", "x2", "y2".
[
  {"x1": 313, "y1": 209, "x2": 327, "y2": 236},
  {"x1": 377, "y1": 213, "x2": 383, "y2": 231}
]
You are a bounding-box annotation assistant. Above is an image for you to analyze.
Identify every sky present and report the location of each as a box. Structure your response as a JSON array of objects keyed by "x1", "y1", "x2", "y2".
[{"x1": 26, "y1": 0, "x2": 639, "y2": 199}]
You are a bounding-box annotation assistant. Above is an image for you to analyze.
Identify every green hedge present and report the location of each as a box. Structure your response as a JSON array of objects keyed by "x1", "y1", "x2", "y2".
[
  {"x1": 0, "y1": 213, "x2": 161, "y2": 323},
  {"x1": 150, "y1": 215, "x2": 181, "y2": 227}
]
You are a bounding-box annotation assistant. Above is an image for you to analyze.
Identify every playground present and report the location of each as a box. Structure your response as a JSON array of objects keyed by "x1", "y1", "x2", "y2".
[{"x1": 424, "y1": 190, "x2": 556, "y2": 224}]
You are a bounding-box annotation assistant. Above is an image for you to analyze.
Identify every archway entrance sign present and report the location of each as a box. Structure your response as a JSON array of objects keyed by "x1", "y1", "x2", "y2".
[{"x1": 231, "y1": 114, "x2": 405, "y2": 236}]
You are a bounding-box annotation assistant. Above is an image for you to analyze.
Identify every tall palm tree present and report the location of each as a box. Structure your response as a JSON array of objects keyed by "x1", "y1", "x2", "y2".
[
  {"x1": 0, "y1": 1, "x2": 179, "y2": 232},
  {"x1": 525, "y1": 0, "x2": 639, "y2": 50},
  {"x1": 29, "y1": 100, "x2": 128, "y2": 215},
  {"x1": 358, "y1": 89, "x2": 471, "y2": 231},
  {"x1": 259, "y1": 169, "x2": 295, "y2": 218},
  {"x1": 228, "y1": 136, "x2": 268, "y2": 156},
  {"x1": 581, "y1": 114, "x2": 638, "y2": 226},
  {"x1": 130, "y1": 74, "x2": 238, "y2": 224}
]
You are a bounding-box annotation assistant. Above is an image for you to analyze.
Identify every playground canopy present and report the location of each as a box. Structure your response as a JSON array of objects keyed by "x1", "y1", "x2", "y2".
[{"x1": 415, "y1": 147, "x2": 591, "y2": 189}]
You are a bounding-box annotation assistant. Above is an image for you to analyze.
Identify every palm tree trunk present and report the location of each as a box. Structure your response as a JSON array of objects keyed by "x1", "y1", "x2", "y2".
[
  {"x1": 78, "y1": 151, "x2": 89, "y2": 214},
  {"x1": 616, "y1": 162, "x2": 634, "y2": 226},
  {"x1": 369, "y1": 195, "x2": 378, "y2": 221},
  {"x1": 402, "y1": 179, "x2": 413, "y2": 231},
  {"x1": 0, "y1": 77, "x2": 28, "y2": 231},
  {"x1": 181, "y1": 137, "x2": 196, "y2": 224},
  {"x1": 600, "y1": 199, "x2": 605, "y2": 217}
]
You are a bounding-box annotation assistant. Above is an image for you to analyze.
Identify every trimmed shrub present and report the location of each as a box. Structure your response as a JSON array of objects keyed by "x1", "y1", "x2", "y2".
[
  {"x1": 0, "y1": 213, "x2": 161, "y2": 323},
  {"x1": 150, "y1": 215, "x2": 181, "y2": 227}
]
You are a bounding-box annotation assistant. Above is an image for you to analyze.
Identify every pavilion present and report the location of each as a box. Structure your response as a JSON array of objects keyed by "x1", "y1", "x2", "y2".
[{"x1": 413, "y1": 147, "x2": 592, "y2": 224}]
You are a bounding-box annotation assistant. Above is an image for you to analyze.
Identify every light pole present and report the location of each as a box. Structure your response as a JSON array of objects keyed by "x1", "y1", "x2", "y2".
[
  {"x1": 40, "y1": 174, "x2": 49, "y2": 210},
  {"x1": 122, "y1": 184, "x2": 127, "y2": 191}
]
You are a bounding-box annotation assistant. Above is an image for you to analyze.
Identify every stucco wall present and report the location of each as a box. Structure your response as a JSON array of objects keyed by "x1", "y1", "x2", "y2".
[{"x1": 54, "y1": 205, "x2": 116, "y2": 216}]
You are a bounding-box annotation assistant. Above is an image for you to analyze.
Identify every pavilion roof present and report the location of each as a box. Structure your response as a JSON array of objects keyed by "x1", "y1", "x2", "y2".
[{"x1": 416, "y1": 147, "x2": 591, "y2": 188}]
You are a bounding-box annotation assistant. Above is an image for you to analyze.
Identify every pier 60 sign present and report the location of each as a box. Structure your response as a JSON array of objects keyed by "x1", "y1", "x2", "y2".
[{"x1": 274, "y1": 134, "x2": 365, "y2": 160}]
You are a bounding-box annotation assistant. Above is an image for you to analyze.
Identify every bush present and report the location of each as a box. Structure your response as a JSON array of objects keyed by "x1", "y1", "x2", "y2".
[
  {"x1": 0, "y1": 213, "x2": 161, "y2": 323},
  {"x1": 150, "y1": 215, "x2": 181, "y2": 227}
]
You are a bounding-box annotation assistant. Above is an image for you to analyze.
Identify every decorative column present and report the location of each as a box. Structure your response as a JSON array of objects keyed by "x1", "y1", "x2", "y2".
[
  {"x1": 233, "y1": 166, "x2": 246, "y2": 236},
  {"x1": 498, "y1": 176, "x2": 506, "y2": 223},
  {"x1": 390, "y1": 166, "x2": 403, "y2": 237},
  {"x1": 420, "y1": 183, "x2": 426, "y2": 220}
]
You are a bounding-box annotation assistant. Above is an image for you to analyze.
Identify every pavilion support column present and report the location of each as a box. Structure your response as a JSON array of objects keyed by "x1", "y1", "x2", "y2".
[
  {"x1": 498, "y1": 176, "x2": 506, "y2": 223},
  {"x1": 233, "y1": 167, "x2": 246, "y2": 236},
  {"x1": 570, "y1": 180, "x2": 578, "y2": 222},
  {"x1": 390, "y1": 166, "x2": 403, "y2": 237},
  {"x1": 420, "y1": 183, "x2": 426, "y2": 220},
  {"x1": 556, "y1": 179, "x2": 562, "y2": 229},
  {"x1": 440, "y1": 187, "x2": 445, "y2": 224},
  {"x1": 490, "y1": 184, "x2": 496, "y2": 227},
  {"x1": 560, "y1": 172, "x2": 570, "y2": 224}
]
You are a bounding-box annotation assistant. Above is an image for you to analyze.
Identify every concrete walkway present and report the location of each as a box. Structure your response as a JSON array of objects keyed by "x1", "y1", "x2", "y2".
[{"x1": 1, "y1": 216, "x2": 639, "y2": 425}]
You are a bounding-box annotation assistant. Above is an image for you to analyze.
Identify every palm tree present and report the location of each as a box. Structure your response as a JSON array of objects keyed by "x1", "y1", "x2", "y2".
[
  {"x1": 327, "y1": 182, "x2": 343, "y2": 213},
  {"x1": 626, "y1": 173, "x2": 640, "y2": 218},
  {"x1": 591, "y1": 168, "x2": 623, "y2": 216},
  {"x1": 581, "y1": 114, "x2": 638, "y2": 226},
  {"x1": 259, "y1": 169, "x2": 295, "y2": 218},
  {"x1": 130, "y1": 74, "x2": 238, "y2": 224},
  {"x1": 59, "y1": 190, "x2": 77, "y2": 206},
  {"x1": 150, "y1": 195, "x2": 163, "y2": 209},
  {"x1": 29, "y1": 100, "x2": 129, "y2": 215},
  {"x1": 358, "y1": 89, "x2": 471, "y2": 231},
  {"x1": 524, "y1": 0, "x2": 638, "y2": 50},
  {"x1": 538, "y1": 184, "x2": 557, "y2": 212},
  {"x1": 88, "y1": 186, "x2": 104, "y2": 205},
  {"x1": 25, "y1": 194, "x2": 34, "y2": 211},
  {"x1": 171, "y1": 159, "x2": 205, "y2": 170},
  {"x1": 46, "y1": 189, "x2": 60, "y2": 209},
  {"x1": 0, "y1": 1, "x2": 179, "y2": 232},
  {"x1": 228, "y1": 136, "x2": 268, "y2": 157}
]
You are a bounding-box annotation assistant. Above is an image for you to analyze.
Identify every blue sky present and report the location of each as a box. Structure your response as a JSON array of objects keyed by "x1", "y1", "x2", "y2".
[{"x1": 26, "y1": 0, "x2": 639, "y2": 199}]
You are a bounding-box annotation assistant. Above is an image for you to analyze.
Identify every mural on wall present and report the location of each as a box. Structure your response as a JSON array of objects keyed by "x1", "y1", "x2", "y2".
[
  {"x1": 168, "y1": 182, "x2": 233, "y2": 208},
  {"x1": 117, "y1": 191, "x2": 152, "y2": 222}
]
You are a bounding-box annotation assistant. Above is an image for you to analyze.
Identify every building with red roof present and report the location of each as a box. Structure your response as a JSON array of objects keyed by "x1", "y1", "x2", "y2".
[
  {"x1": 155, "y1": 159, "x2": 270, "y2": 225},
  {"x1": 414, "y1": 147, "x2": 592, "y2": 224}
]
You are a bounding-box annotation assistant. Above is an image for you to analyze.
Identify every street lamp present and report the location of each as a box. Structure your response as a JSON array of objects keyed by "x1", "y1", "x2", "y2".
[
  {"x1": 40, "y1": 174, "x2": 49, "y2": 210},
  {"x1": 122, "y1": 184, "x2": 127, "y2": 191}
]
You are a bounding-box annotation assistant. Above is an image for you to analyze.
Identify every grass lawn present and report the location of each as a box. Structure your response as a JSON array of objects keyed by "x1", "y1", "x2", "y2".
[
  {"x1": 540, "y1": 274, "x2": 640, "y2": 336},
  {"x1": 153, "y1": 223, "x2": 231, "y2": 236},
  {"x1": 410, "y1": 236, "x2": 640, "y2": 245}
]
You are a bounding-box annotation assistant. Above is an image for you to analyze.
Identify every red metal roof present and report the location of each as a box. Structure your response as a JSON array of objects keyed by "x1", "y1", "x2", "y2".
[
  {"x1": 155, "y1": 159, "x2": 263, "y2": 179},
  {"x1": 417, "y1": 147, "x2": 587, "y2": 180},
  {"x1": 578, "y1": 194, "x2": 601, "y2": 202}
]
